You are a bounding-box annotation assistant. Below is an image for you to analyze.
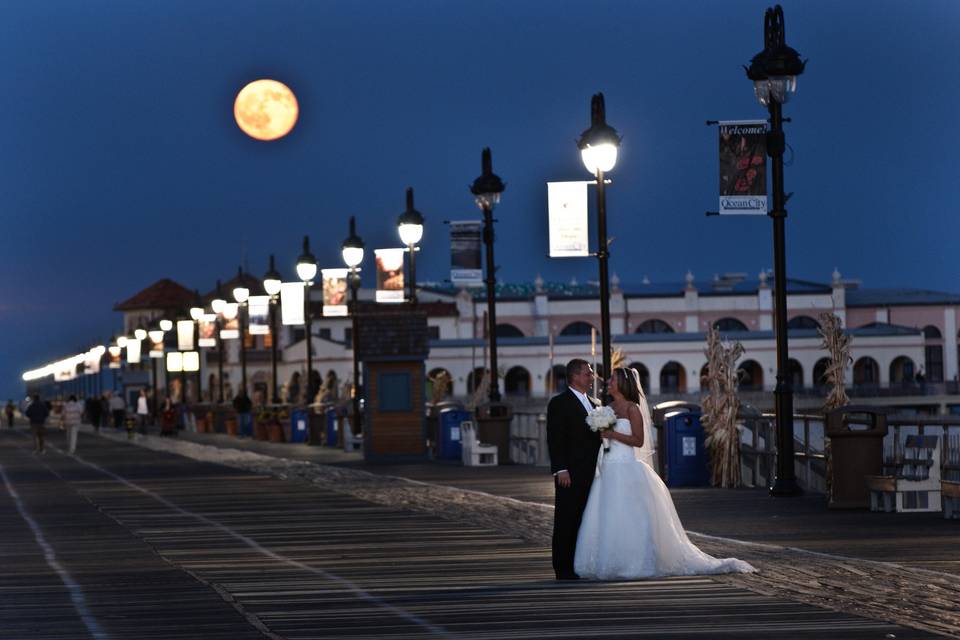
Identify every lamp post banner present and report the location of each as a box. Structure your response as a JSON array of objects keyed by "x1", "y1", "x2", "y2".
[
  {"x1": 126, "y1": 338, "x2": 142, "y2": 364},
  {"x1": 718, "y1": 120, "x2": 767, "y2": 214},
  {"x1": 280, "y1": 282, "x2": 305, "y2": 325},
  {"x1": 198, "y1": 314, "x2": 217, "y2": 347},
  {"x1": 108, "y1": 348, "x2": 121, "y2": 369},
  {"x1": 321, "y1": 269, "x2": 349, "y2": 316},
  {"x1": 150, "y1": 334, "x2": 166, "y2": 358},
  {"x1": 248, "y1": 296, "x2": 271, "y2": 334},
  {"x1": 374, "y1": 248, "x2": 405, "y2": 303},
  {"x1": 449, "y1": 220, "x2": 482, "y2": 286},
  {"x1": 177, "y1": 320, "x2": 195, "y2": 351},
  {"x1": 547, "y1": 181, "x2": 590, "y2": 257}
]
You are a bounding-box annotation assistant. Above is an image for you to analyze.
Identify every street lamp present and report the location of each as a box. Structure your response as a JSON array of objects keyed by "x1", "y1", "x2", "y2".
[
  {"x1": 190, "y1": 299, "x2": 204, "y2": 403},
  {"x1": 211, "y1": 280, "x2": 227, "y2": 403},
  {"x1": 342, "y1": 216, "x2": 364, "y2": 435},
  {"x1": 297, "y1": 235, "x2": 318, "y2": 404},
  {"x1": 578, "y1": 92, "x2": 620, "y2": 399},
  {"x1": 232, "y1": 266, "x2": 250, "y2": 396},
  {"x1": 746, "y1": 4, "x2": 806, "y2": 497},
  {"x1": 471, "y1": 148, "x2": 506, "y2": 403},
  {"x1": 263, "y1": 255, "x2": 283, "y2": 404},
  {"x1": 148, "y1": 327, "x2": 164, "y2": 418},
  {"x1": 396, "y1": 187, "x2": 424, "y2": 305}
]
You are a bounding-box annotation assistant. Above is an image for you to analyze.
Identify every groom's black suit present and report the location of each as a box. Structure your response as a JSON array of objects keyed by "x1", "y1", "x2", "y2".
[{"x1": 547, "y1": 387, "x2": 602, "y2": 579}]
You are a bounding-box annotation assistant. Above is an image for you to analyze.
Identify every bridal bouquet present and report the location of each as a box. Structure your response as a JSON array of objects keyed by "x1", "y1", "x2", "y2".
[{"x1": 586, "y1": 405, "x2": 617, "y2": 452}]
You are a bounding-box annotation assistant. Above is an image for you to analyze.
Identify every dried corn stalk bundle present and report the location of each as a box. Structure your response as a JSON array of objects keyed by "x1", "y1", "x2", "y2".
[
  {"x1": 701, "y1": 326, "x2": 745, "y2": 488},
  {"x1": 818, "y1": 312, "x2": 852, "y2": 500},
  {"x1": 427, "y1": 369, "x2": 452, "y2": 404}
]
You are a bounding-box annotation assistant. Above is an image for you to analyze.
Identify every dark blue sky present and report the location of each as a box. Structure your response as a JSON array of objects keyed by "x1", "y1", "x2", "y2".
[{"x1": 2, "y1": 1, "x2": 958, "y2": 399}]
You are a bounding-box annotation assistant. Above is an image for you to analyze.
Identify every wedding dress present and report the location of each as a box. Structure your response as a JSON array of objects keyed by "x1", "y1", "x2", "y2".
[{"x1": 574, "y1": 417, "x2": 755, "y2": 580}]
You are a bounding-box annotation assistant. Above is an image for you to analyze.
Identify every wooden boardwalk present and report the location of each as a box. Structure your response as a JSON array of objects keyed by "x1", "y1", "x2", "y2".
[{"x1": 0, "y1": 429, "x2": 939, "y2": 639}]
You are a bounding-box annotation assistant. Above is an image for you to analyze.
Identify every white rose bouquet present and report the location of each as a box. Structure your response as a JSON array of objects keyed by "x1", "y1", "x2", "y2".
[{"x1": 586, "y1": 405, "x2": 617, "y2": 452}]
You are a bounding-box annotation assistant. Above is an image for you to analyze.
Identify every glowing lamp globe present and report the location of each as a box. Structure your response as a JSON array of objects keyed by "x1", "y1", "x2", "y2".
[
  {"x1": 134, "y1": 328, "x2": 147, "y2": 341},
  {"x1": 159, "y1": 319, "x2": 174, "y2": 332},
  {"x1": 397, "y1": 187, "x2": 425, "y2": 246},
  {"x1": 117, "y1": 336, "x2": 128, "y2": 348},
  {"x1": 233, "y1": 79, "x2": 299, "y2": 141},
  {"x1": 233, "y1": 287, "x2": 250, "y2": 304},
  {"x1": 222, "y1": 303, "x2": 240, "y2": 320},
  {"x1": 578, "y1": 93, "x2": 621, "y2": 175},
  {"x1": 148, "y1": 330, "x2": 164, "y2": 343},
  {"x1": 190, "y1": 306, "x2": 204, "y2": 321},
  {"x1": 341, "y1": 216, "x2": 365, "y2": 269}
]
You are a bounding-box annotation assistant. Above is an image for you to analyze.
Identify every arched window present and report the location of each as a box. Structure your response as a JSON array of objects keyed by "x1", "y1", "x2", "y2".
[
  {"x1": 813, "y1": 358, "x2": 831, "y2": 388},
  {"x1": 427, "y1": 368, "x2": 454, "y2": 399},
  {"x1": 560, "y1": 321, "x2": 595, "y2": 336},
  {"x1": 787, "y1": 315, "x2": 821, "y2": 330},
  {"x1": 788, "y1": 359, "x2": 804, "y2": 390},
  {"x1": 660, "y1": 362, "x2": 686, "y2": 394},
  {"x1": 698, "y1": 363, "x2": 710, "y2": 391},
  {"x1": 504, "y1": 366, "x2": 531, "y2": 396},
  {"x1": 635, "y1": 319, "x2": 674, "y2": 334},
  {"x1": 889, "y1": 356, "x2": 915, "y2": 385},
  {"x1": 546, "y1": 365, "x2": 567, "y2": 393},
  {"x1": 713, "y1": 317, "x2": 749, "y2": 332},
  {"x1": 923, "y1": 325, "x2": 944, "y2": 382},
  {"x1": 466, "y1": 367, "x2": 487, "y2": 394},
  {"x1": 737, "y1": 360, "x2": 764, "y2": 391},
  {"x1": 628, "y1": 362, "x2": 650, "y2": 394},
  {"x1": 853, "y1": 357, "x2": 879, "y2": 386},
  {"x1": 496, "y1": 324, "x2": 525, "y2": 338}
]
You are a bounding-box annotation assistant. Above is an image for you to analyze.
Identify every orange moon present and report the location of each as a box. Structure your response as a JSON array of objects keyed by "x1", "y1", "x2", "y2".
[{"x1": 233, "y1": 79, "x2": 299, "y2": 141}]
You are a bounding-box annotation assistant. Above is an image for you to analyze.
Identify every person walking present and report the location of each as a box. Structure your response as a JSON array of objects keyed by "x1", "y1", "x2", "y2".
[
  {"x1": 4, "y1": 400, "x2": 14, "y2": 428},
  {"x1": 86, "y1": 395, "x2": 102, "y2": 431},
  {"x1": 109, "y1": 392, "x2": 126, "y2": 430},
  {"x1": 63, "y1": 395, "x2": 83, "y2": 455},
  {"x1": 25, "y1": 393, "x2": 50, "y2": 454},
  {"x1": 136, "y1": 389, "x2": 150, "y2": 434},
  {"x1": 233, "y1": 389, "x2": 253, "y2": 437}
]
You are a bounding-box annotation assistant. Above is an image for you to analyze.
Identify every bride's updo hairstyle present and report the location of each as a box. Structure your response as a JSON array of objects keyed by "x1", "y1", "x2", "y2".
[{"x1": 614, "y1": 367, "x2": 641, "y2": 404}]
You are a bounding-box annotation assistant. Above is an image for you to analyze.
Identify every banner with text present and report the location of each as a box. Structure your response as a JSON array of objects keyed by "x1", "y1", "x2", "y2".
[
  {"x1": 449, "y1": 221, "x2": 482, "y2": 287},
  {"x1": 375, "y1": 248, "x2": 405, "y2": 303},
  {"x1": 248, "y1": 296, "x2": 271, "y2": 335},
  {"x1": 321, "y1": 269, "x2": 348, "y2": 316},
  {"x1": 719, "y1": 120, "x2": 767, "y2": 214},
  {"x1": 547, "y1": 181, "x2": 590, "y2": 257},
  {"x1": 280, "y1": 282, "x2": 305, "y2": 326}
]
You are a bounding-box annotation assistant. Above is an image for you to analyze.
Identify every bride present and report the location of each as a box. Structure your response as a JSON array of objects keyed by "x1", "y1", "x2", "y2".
[{"x1": 573, "y1": 367, "x2": 756, "y2": 580}]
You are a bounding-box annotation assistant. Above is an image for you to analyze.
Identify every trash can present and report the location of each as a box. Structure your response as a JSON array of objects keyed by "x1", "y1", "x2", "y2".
[
  {"x1": 652, "y1": 401, "x2": 701, "y2": 479},
  {"x1": 307, "y1": 409, "x2": 325, "y2": 446},
  {"x1": 325, "y1": 407, "x2": 339, "y2": 447},
  {"x1": 826, "y1": 405, "x2": 890, "y2": 509},
  {"x1": 289, "y1": 408, "x2": 309, "y2": 443},
  {"x1": 438, "y1": 408, "x2": 471, "y2": 461},
  {"x1": 663, "y1": 410, "x2": 710, "y2": 487}
]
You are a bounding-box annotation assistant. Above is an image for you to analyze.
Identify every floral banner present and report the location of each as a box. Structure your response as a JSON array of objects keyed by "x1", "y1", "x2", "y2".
[
  {"x1": 718, "y1": 120, "x2": 767, "y2": 214},
  {"x1": 321, "y1": 269, "x2": 348, "y2": 317},
  {"x1": 375, "y1": 248, "x2": 405, "y2": 303},
  {"x1": 198, "y1": 314, "x2": 217, "y2": 347}
]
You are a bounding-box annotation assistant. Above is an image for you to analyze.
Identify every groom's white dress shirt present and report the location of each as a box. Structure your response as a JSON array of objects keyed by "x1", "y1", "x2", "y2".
[{"x1": 555, "y1": 387, "x2": 595, "y2": 476}]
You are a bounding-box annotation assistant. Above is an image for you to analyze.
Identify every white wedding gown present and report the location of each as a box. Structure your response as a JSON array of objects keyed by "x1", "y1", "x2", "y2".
[{"x1": 574, "y1": 418, "x2": 755, "y2": 580}]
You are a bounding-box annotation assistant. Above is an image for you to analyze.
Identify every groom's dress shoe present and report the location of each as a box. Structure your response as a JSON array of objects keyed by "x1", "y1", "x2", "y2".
[{"x1": 556, "y1": 573, "x2": 580, "y2": 581}]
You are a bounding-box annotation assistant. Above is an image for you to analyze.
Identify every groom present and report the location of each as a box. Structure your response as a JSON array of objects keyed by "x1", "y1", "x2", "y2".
[{"x1": 546, "y1": 358, "x2": 602, "y2": 580}]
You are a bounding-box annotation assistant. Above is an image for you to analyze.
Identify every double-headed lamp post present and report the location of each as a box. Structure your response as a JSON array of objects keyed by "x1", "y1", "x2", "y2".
[
  {"x1": 471, "y1": 148, "x2": 506, "y2": 403},
  {"x1": 263, "y1": 255, "x2": 283, "y2": 404},
  {"x1": 211, "y1": 282, "x2": 227, "y2": 403},
  {"x1": 342, "y1": 216, "x2": 365, "y2": 435},
  {"x1": 232, "y1": 267, "x2": 250, "y2": 396},
  {"x1": 578, "y1": 92, "x2": 621, "y2": 400},
  {"x1": 296, "y1": 236, "x2": 318, "y2": 404},
  {"x1": 397, "y1": 188, "x2": 424, "y2": 305},
  {"x1": 746, "y1": 4, "x2": 806, "y2": 497}
]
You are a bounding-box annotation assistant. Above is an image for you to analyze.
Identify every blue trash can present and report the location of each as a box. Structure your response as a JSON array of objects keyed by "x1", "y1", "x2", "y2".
[
  {"x1": 289, "y1": 409, "x2": 309, "y2": 443},
  {"x1": 663, "y1": 411, "x2": 710, "y2": 487},
  {"x1": 438, "y1": 409, "x2": 471, "y2": 461},
  {"x1": 324, "y1": 408, "x2": 338, "y2": 447}
]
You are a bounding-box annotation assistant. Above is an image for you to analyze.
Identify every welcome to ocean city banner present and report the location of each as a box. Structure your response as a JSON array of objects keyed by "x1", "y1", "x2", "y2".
[
  {"x1": 718, "y1": 120, "x2": 767, "y2": 214},
  {"x1": 449, "y1": 221, "x2": 482, "y2": 287}
]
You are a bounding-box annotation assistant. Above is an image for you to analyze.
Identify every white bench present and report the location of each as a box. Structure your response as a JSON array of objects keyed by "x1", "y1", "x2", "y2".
[
  {"x1": 341, "y1": 418, "x2": 363, "y2": 452},
  {"x1": 461, "y1": 421, "x2": 498, "y2": 467},
  {"x1": 866, "y1": 435, "x2": 941, "y2": 513}
]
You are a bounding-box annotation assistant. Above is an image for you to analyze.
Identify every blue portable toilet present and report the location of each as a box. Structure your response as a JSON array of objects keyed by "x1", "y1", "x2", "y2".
[
  {"x1": 438, "y1": 408, "x2": 471, "y2": 461},
  {"x1": 663, "y1": 410, "x2": 710, "y2": 487},
  {"x1": 289, "y1": 408, "x2": 309, "y2": 443}
]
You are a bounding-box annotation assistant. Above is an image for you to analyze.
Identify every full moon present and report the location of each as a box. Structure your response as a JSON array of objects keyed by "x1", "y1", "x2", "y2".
[{"x1": 233, "y1": 79, "x2": 299, "y2": 141}]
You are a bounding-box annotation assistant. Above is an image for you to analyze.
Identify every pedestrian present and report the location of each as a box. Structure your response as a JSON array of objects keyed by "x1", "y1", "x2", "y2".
[
  {"x1": 63, "y1": 394, "x2": 83, "y2": 455},
  {"x1": 160, "y1": 396, "x2": 176, "y2": 436},
  {"x1": 233, "y1": 389, "x2": 253, "y2": 437},
  {"x1": 136, "y1": 389, "x2": 150, "y2": 434},
  {"x1": 4, "y1": 399, "x2": 14, "y2": 428},
  {"x1": 109, "y1": 392, "x2": 126, "y2": 429},
  {"x1": 24, "y1": 393, "x2": 49, "y2": 454},
  {"x1": 86, "y1": 395, "x2": 102, "y2": 431}
]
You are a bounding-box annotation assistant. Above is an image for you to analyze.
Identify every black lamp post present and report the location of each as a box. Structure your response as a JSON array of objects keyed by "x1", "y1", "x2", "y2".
[
  {"x1": 263, "y1": 255, "x2": 282, "y2": 404},
  {"x1": 578, "y1": 93, "x2": 621, "y2": 400},
  {"x1": 746, "y1": 4, "x2": 806, "y2": 497},
  {"x1": 232, "y1": 266, "x2": 250, "y2": 396},
  {"x1": 296, "y1": 236, "x2": 318, "y2": 404},
  {"x1": 190, "y1": 294, "x2": 205, "y2": 404},
  {"x1": 211, "y1": 280, "x2": 227, "y2": 403},
  {"x1": 471, "y1": 148, "x2": 506, "y2": 403},
  {"x1": 148, "y1": 327, "x2": 165, "y2": 418},
  {"x1": 397, "y1": 188, "x2": 424, "y2": 305},
  {"x1": 342, "y1": 217, "x2": 365, "y2": 435}
]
